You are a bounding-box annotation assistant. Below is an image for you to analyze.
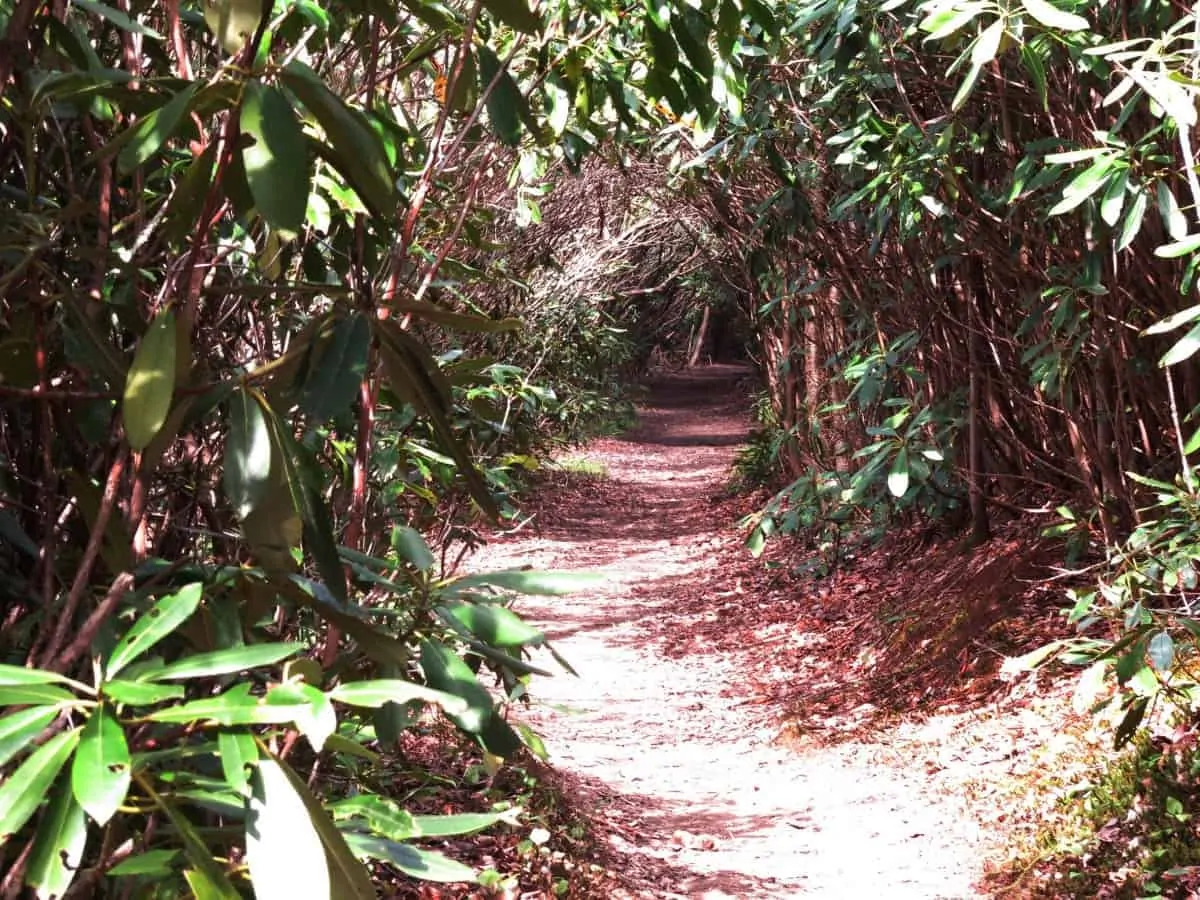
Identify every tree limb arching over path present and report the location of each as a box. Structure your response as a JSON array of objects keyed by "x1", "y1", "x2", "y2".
[{"x1": 469, "y1": 366, "x2": 986, "y2": 899}]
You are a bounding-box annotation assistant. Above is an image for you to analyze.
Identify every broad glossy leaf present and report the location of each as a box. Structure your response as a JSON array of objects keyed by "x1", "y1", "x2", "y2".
[
  {"x1": 218, "y1": 729, "x2": 257, "y2": 796},
  {"x1": 102, "y1": 679, "x2": 185, "y2": 705},
  {"x1": 71, "y1": 705, "x2": 131, "y2": 825},
  {"x1": 0, "y1": 663, "x2": 73, "y2": 687},
  {"x1": 26, "y1": 776, "x2": 88, "y2": 900},
  {"x1": 391, "y1": 525, "x2": 434, "y2": 572},
  {"x1": 106, "y1": 582, "x2": 204, "y2": 679},
  {"x1": 1022, "y1": 0, "x2": 1088, "y2": 31},
  {"x1": 1117, "y1": 188, "x2": 1148, "y2": 250},
  {"x1": 117, "y1": 85, "x2": 197, "y2": 174},
  {"x1": 419, "y1": 641, "x2": 492, "y2": 735},
  {"x1": 344, "y1": 833, "x2": 476, "y2": 884},
  {"x1": 438, "y1": 603, "x2": 543, "y2": 648},
  {"x1": 1148, "y1": 631, "x2": 1175, "y2": 671},
  {"x1": 0, "y1": 707, "x2": 58, "y2": 768},
  {"x1": 224, "y1": 388, "x2": 273, "y2": 520},
  {"x1": 123, "y1": 308, "x2": 178, "y2": 451},
  {"x1": 0, "y1": 684, "x2": 78, "y2": 706},
  {"x1": 0, "y1": 727, "x2": 81, "y2": 847},
  {"x1": 412, "y1": 810, "x2": 516, "y2": 838},
  {"x1": 256, "y1": 756, "x2": 374, "y2": 899},
  {"x1": 241, "y1": 82, "x2": 309, "y2": 238},
  {"x1": 300, "y1": 314, "x2": 370, "y2": 422},
  {"x1": 150, "y1": 642, "x2": 303, "y2": 681},
  {"x1": 280, "y1": 62, "x2": 396, "y2": 218},
  {"x1": 267, "y1": 682, "x2": 335, "y2": 751},
  {"x1": 887, "y1": 448, "x2": 910, "y2": 497},
  {"x1": 146, "y1": 682, "x2": 310, "y2": 726},
  {"x1": 329, "y1": 678, "x2": 469, "y2": 715},
  {"x1": 442, "y1": 568, "x2": 605, "y2": 596},
  {"x1": 246, "y1": 757, "x2": 331, "y2": 900},
  {"x1": 477, "y1": 45, "x2": 523, "y2": 147},
  {"x1": 1160, "y1": 323, "x2": 1200, "y2": 367},
  {"x1": 107, "y1": 848, "x2": 183, "y2": 876},
  {"x1": 480, "y1": 0, "x2": 539, "y2": 33},
  {"x1": 329, "y1": 794, "x2": 417, "y2": 841}
]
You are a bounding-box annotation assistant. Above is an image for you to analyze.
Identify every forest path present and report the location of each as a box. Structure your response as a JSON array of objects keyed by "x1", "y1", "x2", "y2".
[{"x1": 467, "y1": 366, "x2": 985, "y2": 899}]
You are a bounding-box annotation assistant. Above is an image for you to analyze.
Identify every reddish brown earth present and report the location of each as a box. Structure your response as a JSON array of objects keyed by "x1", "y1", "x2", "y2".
[{"x1": 467, "y1": 366, "x2": 1086, "y2": 898}]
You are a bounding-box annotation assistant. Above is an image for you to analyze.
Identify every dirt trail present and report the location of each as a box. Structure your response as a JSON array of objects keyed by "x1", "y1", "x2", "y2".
[{"x1": 468, "y1": 366, "x2": 987, "y2": 899}]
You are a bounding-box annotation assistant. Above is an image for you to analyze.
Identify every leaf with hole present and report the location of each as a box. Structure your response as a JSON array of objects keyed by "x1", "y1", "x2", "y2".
[
  {"x1": 71, "y1": 705, "x2": 131, "y2": 825},
  {"x1": 123, "y1": 308, "x2": 178, "y2": 450},
  {"x1": 106, "y1": 583, "x2": 203, "y2": 679}
]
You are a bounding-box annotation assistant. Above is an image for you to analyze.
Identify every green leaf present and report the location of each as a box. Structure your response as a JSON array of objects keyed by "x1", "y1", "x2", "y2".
[
  {"x1": 123, "y1": 308, "x2": 178, "y2": 450},
  {"x1": 412, "y1": 810, "x2": 516, "y2": 838},
  {"x1": 887, "y1": 448, "x2": 910, "y2": 497},
  {"x1": 0, "y1": 707, "x2": 58, "y2": 768},
  {"x1": 280, "y1": 62, "x2": 397, "y2": 218},
  {"x1": 672, "y1": 8, "x2": 714, "y2": 79},
  {"x1": 218, "y1": 729, "x2": 258, "y2": 796},
  {"x1": 1143, "y1": 304, "x2": 1200, "y2": 335},
  {"x1": 71, "y1": 705, "x2": 131, "y2": 825},
  {"x1": 329, "y1": 794, "x2": 417, "y2": 840},
  {"x1": 241, "y1": 82, "x2": 310, "y2": 239},
  {"x1": 329, "y1": 678, "x2": 469, "y2": 715},
  {"x1": 343, "y1": 833, "x2": 477, "y2": 884},
  {"x1": 1160, "y1": 323, "x2": 1200, "y2": 367},
  {"x1": 0, "y1": 727, "x2": 81, "y2": 847},
  {"x1": 299, "y1": 314, "x2": 370, "y2": 423},
  {"x1": 0, "y1": 684, "x2": 77, "y2": 708},
  {"x1": 102, "y1": 679, "x2": 186, "y2": 705},
  {"x1": 254, "y1": 756, "x2": 374, "y2": 899},
  {"x1": 26, "y1": 776, "x2": 89, "y2": 900},
  {"x1": 146, "y1": 682, "x2": 309, "y2": 726},
  {"x1": 106, "y1": 582, "x2": 204, "y2": 679},
  {"x1": 269, "y1": 682, "x2": 336, "y2": 751},
  {"x1": 0, "y1": 663, "x2": 74, "y2": 687},
  {"x1": 1155, "y1": 235, "x2": 1200, "y2": 259},
  {"x1": 477, "y1": 45, "x2": 524, "y2": 147},
  {"x1": 391, "y1": 525, "x2": 435, "y2": 572},
  {"x1": 1114, "y1": 695, "x2": 1149, "y2": 748},
  {"x1": 419, "y1": 641, "x2": 493, "y2": 735},
  {"x1": 225, "y1": 388, "x2": 274, "y2": 520},
  {"x1": 480, "y1": 0, "x2": 540, "y2": 33},
  {"x1": 438, "y1": 603, "x2": 544, "y2": 648},
  {"x1": 921, "y1": 3, "x2": 984, "y2": 39},
  {"x1": 442, "y1": 569, "x2": 604, "y2": 596},
  {"x1": 1021, "y1": 0, "x2": 1088, "y2": 31},
  {"x1": 107, "y1": 848, "x2": 183, "y2": 877},
  {"x1": 117, "y1": 84, "x2": 198, "y2": 174},
  {"x1": 1117, "y1": 188, "x2": 1147, "y2": 250},
  {"x1": 150, "y1": 642, "x2": 303, "y2": 681},
  {"x1": 72, "y1": 0, "x2": 164, "y2": 37},
  {"x1": 1148, "y1": 631, "x2": 1175, "y2": 672},
  {"x1": 246, "y1": 757, "x2": 331, "y2": 900}
]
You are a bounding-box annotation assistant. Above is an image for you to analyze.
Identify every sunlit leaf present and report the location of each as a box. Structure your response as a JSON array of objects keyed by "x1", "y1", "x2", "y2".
[
  {"x1": 0, "y1": 727, "x2": 81, "y2": 847},
  {"x1": 106, "y1": 583, "x2": 204, "y2": 679},
  {"x1": 241, "y1": 82, "x2": 310, "y2": 238},
  {"x1": 123, "y1": 308, "x2": 178, "y2": 450},
  {"x1": 71, "y1": 705, "x2": 131, "y2": 825}
]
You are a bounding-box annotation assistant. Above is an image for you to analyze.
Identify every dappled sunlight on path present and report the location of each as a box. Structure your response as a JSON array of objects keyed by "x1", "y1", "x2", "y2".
[{"x1": 468, "y1": 365, "x2": 985, "y2": 898}]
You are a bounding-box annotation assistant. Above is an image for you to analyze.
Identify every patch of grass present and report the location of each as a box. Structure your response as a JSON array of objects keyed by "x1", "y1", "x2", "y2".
[{"x1": 553, "y1": 456, "x2": 609, "y2": 478}]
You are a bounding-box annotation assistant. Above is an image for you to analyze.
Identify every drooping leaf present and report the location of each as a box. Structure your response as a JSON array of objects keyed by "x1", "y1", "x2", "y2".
[
  {"x1": 26, "y1": 775, "x2": 89, "y2": 900},
  {"x1": 241, "y1": 81, "x2": 310, "y2": 238},
  {"x1": 299, "y1": 314, "x2": 371, "y2": 423},
  {"x1": 280, "y1": 61, "x2": 397, "y2": 218},
  {"x1": 218, "y1": 729, "x2": 258, "y2": 796},
  {"x1": 224, "y1": 388, "x2": 274, "y2": 520},
  {"x1": 117, "y1": 84, "x2": 198, "y2": 174},
  {"x1": 71, "y1": 705, "x2": 131, "y2": 825},
  {"x1": 419, "y1": 641, "x2": 492, "y2": 735},
  {"x1": 328, "y1": 794, "x2": 417, "y2": 841},
  {"x1": 390, "y1": 525, "x2": 435, "y2": 572},
  {"x1": 1160, "y1": 323, "x2": 1200, "y2": 367},
  {"x1": 437, "y1": 603, "x2": 544, "y2": 648},
  {"x1": 140, "y1": 780, "x2": 241, "y2": 897},
  {"x1": 123, "y1": 308, "x2": 178, "y2": 451},
  {"x1": 202, "y1": 0, "x2": 266, "y2": 55},
  {"x1": 0, "y1": 727, "x2": 81, "y2": 847},
  {"x1": 477, "y1": 45, "x2": 523, "y2": 147},
  {"x1": 106, "y1": 582, "x2": 204, "y2": 679},
  {"x1": 246, "y1": 757, "x2": 331, "y2": 900}
]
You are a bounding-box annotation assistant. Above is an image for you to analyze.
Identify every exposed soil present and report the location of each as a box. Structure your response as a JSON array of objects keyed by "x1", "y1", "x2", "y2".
[{"x1": 466, "y1": 365, "x2": 1089, "y2": 898}]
